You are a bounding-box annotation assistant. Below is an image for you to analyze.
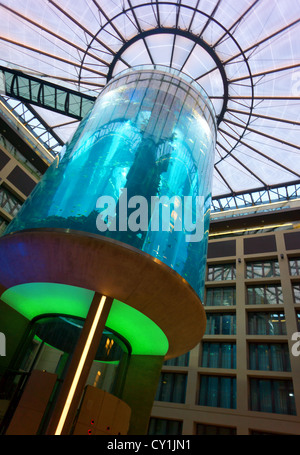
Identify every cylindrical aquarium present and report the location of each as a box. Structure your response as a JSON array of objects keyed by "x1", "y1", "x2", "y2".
[{"x1": 4, "y1": 66, "x2": 217, "y2": 301}]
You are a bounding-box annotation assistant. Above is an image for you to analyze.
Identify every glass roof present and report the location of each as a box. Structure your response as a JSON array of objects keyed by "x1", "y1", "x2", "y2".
[{"x1": 0, "y1": 0, "x2": 299, "y2": 211}]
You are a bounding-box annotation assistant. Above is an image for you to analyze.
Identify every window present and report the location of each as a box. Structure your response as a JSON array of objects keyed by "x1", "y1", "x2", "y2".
[
  {"x1": 246, "y1": 260, "x2": 280, "y2": 279},
  {"x1": 297, "y1": 312, "x2": 300, "y2": 331},
  {"x1": 205, "y1": 313, "x2": 236, "y2": 335},
  {"x1": 289, "y1": 258, "x2": 300, "y2": 276},
  {"x1": 196, "y1": 423, "x2": 236, "y2": 435},
  {"x1": 207, "y1": 264, "x2": 236, "y2": 281},
  {"x1": 249, "y1": 343, "x2": 291, "y2": 371},
  {"x1": 205, "y1": 287, "x2": 236, "y2": 306},
  {"x1": 0, "y1": 215, "x2": 8, "y2": 234},
  {"x1": 247, "y1": 285, "x2": 283, "y2": 305},
  {"x1": 198, "y1": 375, "x2": 236, "y2": 409},
  {"x1": 155, "y1": 372, "x2": 187, "y2": 403},
  {"x1": 250, "y1": 379, "x2": 296, "y2": 415},
  {"x1": 247, "y1": 312, "x2": 286, "y2": 335},
  {"x1": 0, "y1": 186, "x2": 23, "y2": 217},
  {"x1": 292, "y1": 284, "x2": 300, "y2": 304},
  {"x1": 250, "y1": 429, "x2": 287, "y2": 435},
  {"x1": 164, "y1": 352, "x2": 189, "y2": 367},
  {"x1": 201, "y1": 342, "x2": 236, "y2": 369},
  {"x1": 148, "y1": 418, "x2": 182, "y2": 435}
]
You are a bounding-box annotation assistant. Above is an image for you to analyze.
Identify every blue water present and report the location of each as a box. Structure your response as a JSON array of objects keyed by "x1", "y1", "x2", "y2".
[{"x1": 5, "y1": 69, "x2": 216, "y2": 301}]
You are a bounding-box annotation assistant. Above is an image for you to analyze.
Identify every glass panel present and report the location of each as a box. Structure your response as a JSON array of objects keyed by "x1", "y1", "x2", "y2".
[
  {"x1": 155, "y1": 372, "x2": 187, "y2": 403},
  {"x1": 0, "y1": 216, "x2": 8, "y2": 234},
  {"x1": 250, "y1": 379, "x2": 296, "y2": 415},
  {"x1": 247, "y1": 285, "x2": 283, "y2": 305},
  {"x1": 207, "y1": 264, "x2": 235, "y2": 281},
  {"x1": 196, "y1": 423, "x2": 236, "y2": 435},
  {"x1": 148, "y1": 418, "x2": 182, "y2": 435},
  {"x1": 209, "y1": 343, "x2": 220, "y2": 368},
  {"x1": 213, "y1": 288, "x2": 222, "y2": 305},
  {"x1": 220, "y1": 376, "x2": 235, "y2": 409},
  {"x1": 164, "y1": 352, "x2": 189, "y2": 366},
  {"x1": 248, "y1": 312, "x2": 286, "y2": 335},
  {"x1": 293, "y1": 284, "x2": 300, "y2": 303},
  {"x1": 248, "y1": 343, "x2": 290, "y2": 371},
  {"x1": 201, "y1": 342, "x2": 209, "y2": 367},
  {"x1": 296, "y1": 312, "x2": 300, "y2": 331},
  {"x1": 198, "y1": 375, "x2": 236, "y2": 409},
  {"x1": 270, "y1": 344, "x2": 291, "y2": 371},
  {"x1": 206, "y1": 376, "x2": 219, "y2": 407},
  {"x1": 205, "y1": 313, "x2": 236, "y2": 335},
  {"x1": 289, "y1": 258, "x2": 300, "y2": 276},
  {"x1": 201, "y1": 342, "x2": 236, "y2": 369},
  {"x1": 205, "y1": 287, "x2": 236, "y2": 306},
  {"x1": 17, "y1": 76, "x2": 30, "y2": 99},
  {"x1": 223, "y1": 287, "x2": 236, "y2": 305},
  {"x1": 246, "y1": 260, "x2": 280, "y2": 279},
  {"x1": 0, "y1": 186, "x2": 23, "y2": 217},
  {"x1": 221, "y1": 343, "x2": 235, "y2": 369},
  {"x1": 259, "y1": 379, "x2": 273, "y2": 413},
  {"x1": 258, "y1": 344, "x2": 270, "y2": 370}
]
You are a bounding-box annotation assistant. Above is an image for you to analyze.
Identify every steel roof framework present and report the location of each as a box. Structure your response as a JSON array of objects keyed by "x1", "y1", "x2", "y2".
[{"x1": 0, "y1": 0, "x2": 299, "y2": 212}]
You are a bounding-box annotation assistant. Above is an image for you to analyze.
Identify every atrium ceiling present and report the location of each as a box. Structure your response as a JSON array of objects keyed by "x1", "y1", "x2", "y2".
[{"x1": 0, "y1": 0, "x2": 299, "y2": 211}]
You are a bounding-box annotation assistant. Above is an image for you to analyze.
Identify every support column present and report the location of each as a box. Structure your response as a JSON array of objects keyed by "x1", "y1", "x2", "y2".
[
  {"x1": 119, "y1": 354, "x2": 165, "y2": 435},
  {"x1": 46, "y1": 292, "x2": 113, "y2": 435}
]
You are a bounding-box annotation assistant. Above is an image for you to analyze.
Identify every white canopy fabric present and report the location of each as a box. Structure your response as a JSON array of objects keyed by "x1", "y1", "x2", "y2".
[{"x1": 0, "y1": 0, "x2": 299, "y2": 211}]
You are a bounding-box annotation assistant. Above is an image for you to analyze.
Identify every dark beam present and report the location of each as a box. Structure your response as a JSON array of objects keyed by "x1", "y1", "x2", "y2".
[
  {"x1": 0, "y1": 3, "x2": 109, "y2": 67},
  {"x1": 127, "y1": 0, "x2": 155, "y2": 66},
  {"x1": 48, "y1": 0, "x2": 117, "y2": 57},
  {"x1": 224, "y1": 118, "x2": 300, "y2": 152},
  {"x1": 199, "y1": 0, "x2": 222, "y2": 37},
  {"x1": 218, "y1": 127, "x2": 300, "y2": 179},
  {"x1": 230, "y1": 62, "x2": 300, "y2": 83},
  {"x1": 223, "y1": 18, "x2": 300, "y2": 65},
  {"x1": 216, "y1": 138, "x2": 267, "y2": 186},
  {"x1": 212, "y1": 0, "x2": 261, "y2": 48},
  {"x1": 0, "y1": 36, "x2": 106, "y2": 77},
  {"x1": 91, "y1": 0, "x2": 126, "y2": 43},
  {"x1": 228, "y1": 108, "x2": 300, "y2": 126}
]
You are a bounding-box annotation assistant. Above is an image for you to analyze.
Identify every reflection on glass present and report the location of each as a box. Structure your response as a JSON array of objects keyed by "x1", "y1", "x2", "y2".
[
  {"x1": 205, "y1": 287, "x2": 236, "y2": 306},
  {"x1": 207, "y1": 264, "x2": 236, "y2": 281},
  {"x1": 247, "y1": 312, "x2": 286, "y2": 335},
  {"x1": 205, "y1": 313, "x2": 236, "y2": 335},
  {"x1": 289, "y1": 258, "x2": 300, "y2": 276},
  {"x1": 246, "y1": 260, "x2": 280, "y2": 279},
  {"x1": 18, "y1": 315, "x2": 129, "y2": 397},
  {"x1": 247, "y1": 285, "x2": 283, "y2": 305}
]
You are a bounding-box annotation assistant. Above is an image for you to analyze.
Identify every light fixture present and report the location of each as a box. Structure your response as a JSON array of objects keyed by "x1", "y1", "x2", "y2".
[{"x1": 54, "y1": 295, "x2": 107, "y2": 435}]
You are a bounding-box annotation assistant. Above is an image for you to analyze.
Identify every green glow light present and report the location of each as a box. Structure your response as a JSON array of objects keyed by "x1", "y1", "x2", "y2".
[{"x1": 1, "y1": 282, "x2": 169, "y2": 356}]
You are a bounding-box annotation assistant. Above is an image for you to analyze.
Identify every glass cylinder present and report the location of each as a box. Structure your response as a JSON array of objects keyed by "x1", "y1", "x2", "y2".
[{"x1": 4, "y1": 67, "x2": 217, "y2": 301}]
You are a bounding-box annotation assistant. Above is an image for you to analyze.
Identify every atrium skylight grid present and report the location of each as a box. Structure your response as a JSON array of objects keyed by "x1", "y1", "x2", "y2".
[{"x1": 0, "y1": 0, "x2": 299, "y2": 211}]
